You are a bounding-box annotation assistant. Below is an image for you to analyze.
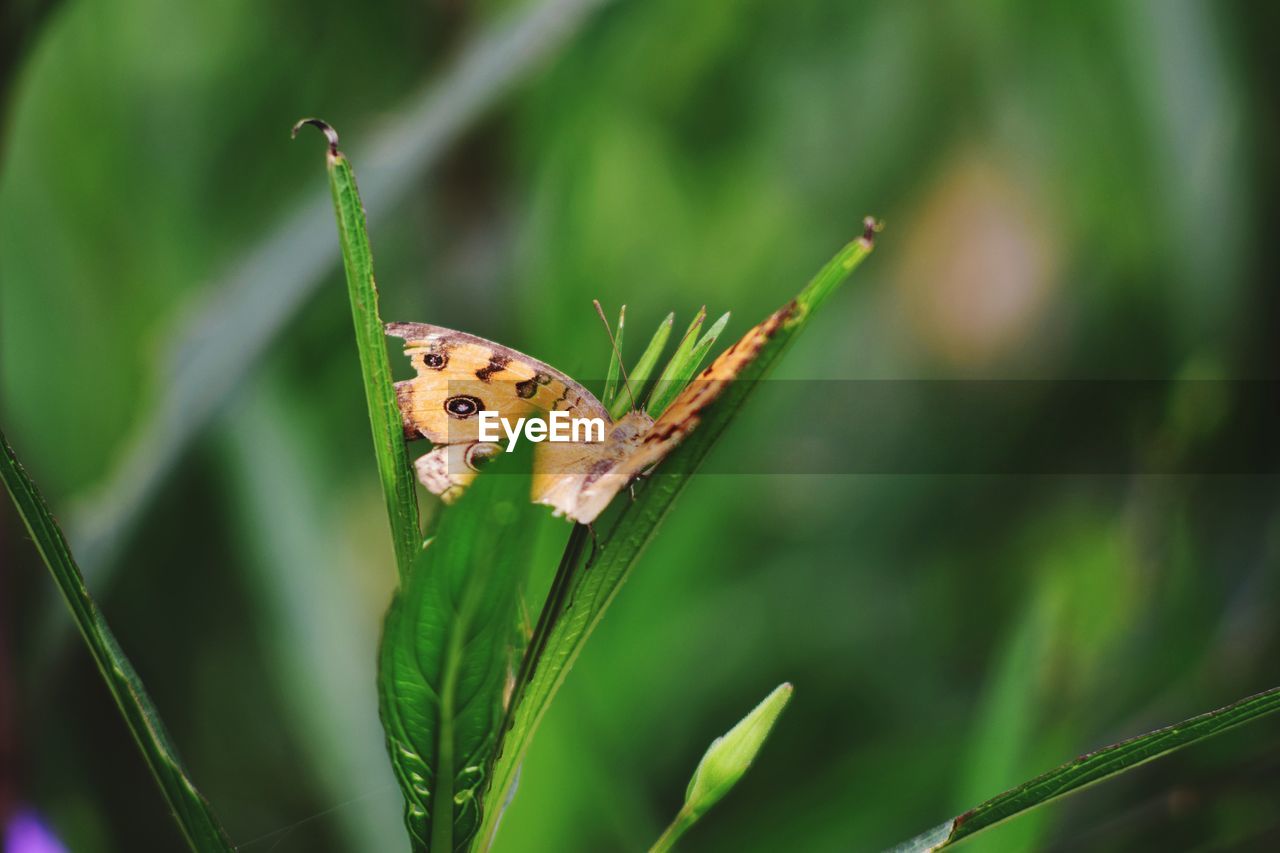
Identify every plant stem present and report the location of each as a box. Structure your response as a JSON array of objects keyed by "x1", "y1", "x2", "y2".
[{"x1": 649, "y1": 806, "x2": 694, "y2": 853}]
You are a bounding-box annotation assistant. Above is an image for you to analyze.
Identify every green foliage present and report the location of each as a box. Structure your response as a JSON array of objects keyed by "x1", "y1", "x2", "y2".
[
  {"x1": 637, "y1": 308, "x2": 703, "y2": 419},
  {"x1": 602, "y1": 303, "x2": 626, "y2": 409},
  {"x1": 5, "y1": 1, "x2": 1277, "y2": 849},
  {"x1": 298, "y1": 118, "x2": 422, "y2": 580},
  {"x1": 308, "y1": 118, "x2": 537, "y2": 852},
  {"x1": 647, "y1": 309, "x2": 730, "y2": 417},
  {"x1": 609, "y1": 310, "x2": 675, "y2": 420},
  {"x1": 651, "y1": 683, "x2": 794, "y2": 852},
  {"x1": 477, "y1": 230, "x2": 878, "y2": 850},
  {"x1": 0, "y1": 431, "x2": 233, "y2": 852},
  {"x1": 892, "y1": 686, "x2": 1280, "y2": 852},
  {"x1": 378, "y1": 451, "x2": 539, "y2": 853}
]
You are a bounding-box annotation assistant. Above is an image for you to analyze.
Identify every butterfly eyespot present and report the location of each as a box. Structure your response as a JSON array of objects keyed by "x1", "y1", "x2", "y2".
[
  {"x1": 515, "y1": 378, "x2": 538, "y2": 399},
  {"x1": 423, "y1": 352, "x2": 447, "y2": 370},
  {"x1": 465, "y1": 444, "x2": 500, "y2": 471},
  {"x1": 444, "y1": 395, "x2": 483, "y2": 419},
  {"x1": 535, "y1": 371, "x2": 553, "y2": 385}
]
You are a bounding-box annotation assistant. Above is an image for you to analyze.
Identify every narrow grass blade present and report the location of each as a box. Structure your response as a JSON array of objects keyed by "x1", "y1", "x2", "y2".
[
  {"x1": 889, "y1": 685, "x2": 1280, "y2": 853},
  {"x1": 650, "y1": 683, "x2": 793, "y2": 853},
  {"x1": 602, "y1": 304, "x2": 626, "y2": 408},
  {"x1": 635, "y1": 306, "x2": 702, "y2": 419},
  {"x1": 297, "y1": 119, "x2": 421, "y2": 580},
  {"x1": 478, "y1": 224, "x2": 880, "y2": 850},
  {"x1": 379, "y1": 449, "x2": 539, "y2": 853},
  {"x1": 608, "y1": 312, "x2": 675, "y2": 419},
  {"x1": 0, "y1": 430, "x2": 234, "y2": 852},
  {"x1": 647, "y1": 310, "x2": 730, "y2": 418}
]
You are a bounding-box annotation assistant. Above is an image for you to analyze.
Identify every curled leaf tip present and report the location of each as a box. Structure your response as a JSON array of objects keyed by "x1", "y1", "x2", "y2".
[
  {"x1": 291, "y1": 117, "x2": 340, "y2": 156},
  {"x1": 861, "y1": 215, "x2": 884, "y2": 244}
]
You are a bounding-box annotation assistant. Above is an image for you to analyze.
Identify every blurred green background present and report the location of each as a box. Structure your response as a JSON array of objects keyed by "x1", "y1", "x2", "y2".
[{"x1": 3, "y1": 0, "x2": 1279, "y2": 850}]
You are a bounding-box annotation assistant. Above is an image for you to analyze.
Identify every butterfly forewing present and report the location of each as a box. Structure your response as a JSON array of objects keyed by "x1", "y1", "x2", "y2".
[{"x1": 387, "y1": 322, "x2": 608, "y2": 446}]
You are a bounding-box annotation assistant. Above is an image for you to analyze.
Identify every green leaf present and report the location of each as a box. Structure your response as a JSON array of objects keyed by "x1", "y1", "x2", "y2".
[
  {"x1": 602, "y1": 303, "x2": 626, "y2": 408},
  {"x1": 59, "y1": 0, "x2": 613, "y2": 609},
  {"x1": 609, "y1": 312, "x2": 675, "y2": 420},
  {"x1": 647, "y1": 310, "x2": 730, "y2": 418},
  {"x1": 888, "y1": 685, "x2": 1280, "y2": 853},
  {"x1": 640, "y1": 305, "x2": 704, "y2": 417},
  {"x1": 378, "y1": 449, "x2": 540, "y2": 853},
  {"x1": 650, "y1": 683, "x2": 794, "y2": 852},
  {"x1": 296, "y1": 119, "x2": 421, "y2": 580},
  {"x1": 478, "y1": 223, "x2": 880, "y2": 850},
  {"x1": 0, "y1": 430, "x2": 234, "y2": 852}
]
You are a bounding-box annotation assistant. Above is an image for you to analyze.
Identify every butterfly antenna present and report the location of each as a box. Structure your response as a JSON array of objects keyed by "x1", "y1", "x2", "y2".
[{"x1": 593, "y1": 299, "x2": 638, "y2": 411}]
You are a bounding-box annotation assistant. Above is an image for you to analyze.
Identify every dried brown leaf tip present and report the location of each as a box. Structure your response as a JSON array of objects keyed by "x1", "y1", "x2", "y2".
[
  {"x1": 860, "y1": 215, "x2": 884, "y2": 246},
  {"x1": 291, "y1": 117, "x2": 341, "y2": 157}
]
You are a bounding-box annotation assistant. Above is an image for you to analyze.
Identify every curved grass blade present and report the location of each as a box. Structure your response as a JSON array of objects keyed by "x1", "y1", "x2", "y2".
[
  {"x1": 0, "y1": 430, "x2": 233, "y2": 852},
  {"x1": 477, "y1": 220, "x2": 881, "y2": 850},
  {"x1": 379, "y1": 449, "x2": 539, "y2": 852},
  {"x1": 296, "y1": 119, "x2": 421, "y2": 580},
  {"x1": 650, "y1": 683, "x2": 793, "y2": 853},
  {"x1": 889, "y1": 685, "x2": 1280, "y2": 853}
]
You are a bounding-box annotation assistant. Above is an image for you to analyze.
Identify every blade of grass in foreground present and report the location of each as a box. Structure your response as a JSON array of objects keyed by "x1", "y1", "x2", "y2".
[
  {"x1": 0, "y1": 430, "x2": 234, "y2": 852},
  {"x1": 889, "y1": 685, "x2": 1280, "y2": 852},
  {"x1": 295, "y1": 118, "x2": 421, "y2": 580},
  {"x1": 477, "y1": 220, "x2": 881, "y2": 850},
  {"x1": 378, "y1": 449, "x2": 540, "y2": 852}
]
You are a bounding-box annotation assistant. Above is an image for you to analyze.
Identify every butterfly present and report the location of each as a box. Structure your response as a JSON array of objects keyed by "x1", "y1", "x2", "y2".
[{"x1": 386, "y1": 301, "x2": 795, "y2": 524}]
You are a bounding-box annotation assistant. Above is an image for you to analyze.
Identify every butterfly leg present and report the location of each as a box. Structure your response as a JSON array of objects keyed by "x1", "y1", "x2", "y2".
[
  {"x1": 627, "y1": 465, "x2": 656, "y2": 501},
  {"x1": 584, "y1": 523, "x2": 601, "y2": 569}
]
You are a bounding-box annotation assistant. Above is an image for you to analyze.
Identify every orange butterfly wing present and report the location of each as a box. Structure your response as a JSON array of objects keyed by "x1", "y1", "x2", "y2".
[
  {"x1": 552, "y1": 301, "x2": 796, "y2": 523},
  {"x1": 387, "y1": 304, "x2": 794, "y2": 523}
]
